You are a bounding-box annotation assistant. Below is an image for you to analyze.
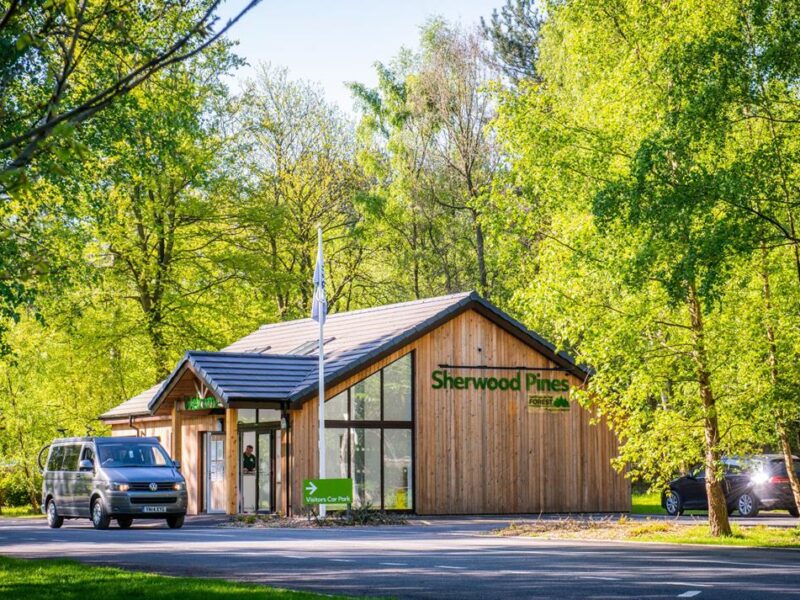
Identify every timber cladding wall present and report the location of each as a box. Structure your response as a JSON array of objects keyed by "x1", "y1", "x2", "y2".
[{"x1": 289, "y1": 308, "x2": 630, "y2": 515}]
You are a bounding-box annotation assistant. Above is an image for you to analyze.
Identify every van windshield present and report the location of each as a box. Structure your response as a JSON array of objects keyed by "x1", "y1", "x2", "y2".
[{"x1": 97, "y1": 443, "x2": 172, "y2": 468}]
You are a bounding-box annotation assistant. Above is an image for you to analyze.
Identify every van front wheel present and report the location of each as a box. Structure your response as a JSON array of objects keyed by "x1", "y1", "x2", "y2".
[
  {"x1": 46, "y1": 500, "x2": 63, "y2": 529},
  {"x1": 166, "y1": 514, "x2": 184, "y2": 529},
  {"x1": 91, "y1": 499, "x2": 110, "y2": 530}
]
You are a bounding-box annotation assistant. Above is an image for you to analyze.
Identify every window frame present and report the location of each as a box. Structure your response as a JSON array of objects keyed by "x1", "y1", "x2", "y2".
[{"x1": 324, "y1": 351, "x2": 415, "y2": 512}]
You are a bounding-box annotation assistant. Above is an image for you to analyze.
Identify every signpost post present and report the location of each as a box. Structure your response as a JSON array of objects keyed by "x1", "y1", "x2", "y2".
[{"x1": 312, "y1": 226, "x2": 328, "y2": 517}]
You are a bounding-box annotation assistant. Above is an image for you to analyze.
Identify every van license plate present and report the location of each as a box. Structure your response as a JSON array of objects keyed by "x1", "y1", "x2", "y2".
[{"x1": 142, "y1": 506, "x2": 167, "y2": 513}]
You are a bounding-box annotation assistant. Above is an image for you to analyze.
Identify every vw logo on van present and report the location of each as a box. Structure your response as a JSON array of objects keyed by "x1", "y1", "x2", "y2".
[{"x1": 149, "y1": 482, "x2": 158, "y2": 492}]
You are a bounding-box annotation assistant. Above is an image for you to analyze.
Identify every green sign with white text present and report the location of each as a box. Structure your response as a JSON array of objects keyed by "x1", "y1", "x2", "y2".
[
  {"x1": 185, "y1": 396, "x2": 220, "y2": 410},
  {"x1": 303, "y1": 478, "x2": 353, "y2": 505}
]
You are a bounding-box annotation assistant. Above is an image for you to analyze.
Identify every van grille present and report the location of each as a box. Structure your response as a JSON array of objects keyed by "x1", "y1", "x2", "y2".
[
  {"x1": 128, "y1": 482, "x2": 175, "y2": 492},
  {"x1": 130, "y1": 496, "x2": 177, "y2": 505}
]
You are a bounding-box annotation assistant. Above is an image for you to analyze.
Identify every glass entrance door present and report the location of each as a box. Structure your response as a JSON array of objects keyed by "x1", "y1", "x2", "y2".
[
  {"x1": 205, "y1": 432, "x2": 226, "y2": 513},
  {"x1": 239, "y1": 429, "x2": 277, "y2": 512}
]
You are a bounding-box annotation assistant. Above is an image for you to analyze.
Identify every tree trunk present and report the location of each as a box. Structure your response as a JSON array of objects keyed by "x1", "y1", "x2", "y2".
[
  {"x1": 473, "y1": 211, "x2": 489, "y2": 297},
  {"x1": 777, "y1": 423, "x2": 800, "y2": 516},
  {"x1": 761, "y1": 243, "x2": 800, "y2": 517},
  {"x1": 145, "y1": 308, "x2": 170, "y2": 379},
  {"x1": 687, "y1": 282, "x2": 732, "y2": 537}
]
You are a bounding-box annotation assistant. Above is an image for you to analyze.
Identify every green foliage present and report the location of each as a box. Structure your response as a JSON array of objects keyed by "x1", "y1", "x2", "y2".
[
  {"x1": 493, "y1": 0, "x2": 800, "y2": 499},
  {"x1": 350, "y1": 21, "x2": 504, "y2": 299}
]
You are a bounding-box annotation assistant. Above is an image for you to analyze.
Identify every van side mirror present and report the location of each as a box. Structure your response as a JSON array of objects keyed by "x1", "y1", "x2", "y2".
[
  {"x1": 79, "y1": 459, "x2": 94, "y2": 472},
  {"x1": 173, "y1": 460, "x2": 181, "y2": 470}
]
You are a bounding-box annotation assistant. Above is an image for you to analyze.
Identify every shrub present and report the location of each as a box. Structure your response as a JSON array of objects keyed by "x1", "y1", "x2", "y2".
[{"x1": 0, "y1": 471, "x2": 34, "y2": 507}]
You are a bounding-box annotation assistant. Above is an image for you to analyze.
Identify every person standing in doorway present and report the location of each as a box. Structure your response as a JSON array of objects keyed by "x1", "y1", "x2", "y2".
[{"x1": 242, "y1": 445, "x2": 256, "y2": 474}]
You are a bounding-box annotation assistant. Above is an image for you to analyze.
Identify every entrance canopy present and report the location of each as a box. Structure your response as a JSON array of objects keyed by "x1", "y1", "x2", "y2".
[{"x1": 149, "y1": 352, "x2": 318, "y2": 413}]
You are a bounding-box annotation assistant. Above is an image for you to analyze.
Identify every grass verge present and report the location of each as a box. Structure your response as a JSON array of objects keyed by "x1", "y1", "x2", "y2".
[
  {"x1": 0, "y1": 555, "x2": 357, "y2": 599},
  {"x1": 494, "y1": 517, "x2": 800, "y2": 548}
]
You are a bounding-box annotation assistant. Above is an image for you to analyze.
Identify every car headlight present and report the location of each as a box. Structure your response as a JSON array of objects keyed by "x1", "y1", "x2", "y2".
[
  {"x1": 751, "y1": 471, "x2": 769, "y2": 485},
  {"x1": 173, "y1": 482, "x2": 185, "y2": 491},
  {"x1": 110, "y1": 482, "x2": 130, "y2": 492}
]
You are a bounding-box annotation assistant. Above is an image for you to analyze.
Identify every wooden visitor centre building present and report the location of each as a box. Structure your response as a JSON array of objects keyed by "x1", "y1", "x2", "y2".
[{"x1": 100, "y1": 292, "x2": 630, "y2": 516}]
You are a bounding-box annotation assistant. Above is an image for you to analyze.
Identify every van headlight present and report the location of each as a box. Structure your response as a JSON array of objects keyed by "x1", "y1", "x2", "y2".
[
  {"x1": 173, "y1": 482, "x2": 185, "y2": 491},
  {"x1": 110, "y1": 482, "x2": 130, "y2": 492}
]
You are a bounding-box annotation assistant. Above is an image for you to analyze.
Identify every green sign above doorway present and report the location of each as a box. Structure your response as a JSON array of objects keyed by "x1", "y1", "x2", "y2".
[
  {"x1": 185, "y1": 396, "x2": 220, "y2": 410},
  {"x1": 303, "y1": 478, "x2": 353, "y2": 505}
]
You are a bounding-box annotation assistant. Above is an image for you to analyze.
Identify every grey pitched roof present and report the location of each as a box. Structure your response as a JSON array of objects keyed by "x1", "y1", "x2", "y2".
[
  {"x1": 101, "y1": 383, "x2": 163, "y2": 419},
  {"x1": 100, "y1": 291, "x2": 587, "y2": 420},
  {"x1": 159, "y1": 352, "x2": 318, "y2": 406}
]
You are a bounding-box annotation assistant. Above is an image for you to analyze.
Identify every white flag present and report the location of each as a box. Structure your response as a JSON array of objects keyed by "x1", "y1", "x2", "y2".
[{"x1": 311, "y1": 227, "x2": 327, "y2": 324}]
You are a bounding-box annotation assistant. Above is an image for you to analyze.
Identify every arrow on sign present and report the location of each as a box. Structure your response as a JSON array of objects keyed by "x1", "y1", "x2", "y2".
[{"x1": 305, "y1": 481, "x2": 317, "y2": 495}]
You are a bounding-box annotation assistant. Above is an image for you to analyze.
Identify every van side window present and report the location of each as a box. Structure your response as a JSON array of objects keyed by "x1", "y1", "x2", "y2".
[
  {"x1": 47, "y1": 445, "x2": 65, "y2": 471},
  {"x1": 81, "y1": 446, "x2": 95, "y2": 463},
  {"x1": 61, "y1": 444, "x2": 81, "y2": 472}
]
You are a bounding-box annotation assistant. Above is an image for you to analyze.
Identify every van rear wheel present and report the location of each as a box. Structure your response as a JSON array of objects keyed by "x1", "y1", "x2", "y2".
[
  {"x1": 117, "y1": 517, "x2": 133, "y2": 529},
  {"x1": 91, "y1": 499, "x2": 111, "y2": 530},
  {"x1": 166, "y1": 514, "x2": 184, "y2": 529},
  {"x1": 46, "y1": 500, "x2": 63, "y2": 529}
]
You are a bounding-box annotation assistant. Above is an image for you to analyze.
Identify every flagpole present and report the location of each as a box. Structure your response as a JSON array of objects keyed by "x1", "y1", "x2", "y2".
[{"x1": 316, "y1": 226, "x2": 327, "y2": 518}]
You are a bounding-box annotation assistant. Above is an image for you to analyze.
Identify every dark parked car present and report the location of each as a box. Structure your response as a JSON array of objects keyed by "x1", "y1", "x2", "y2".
[
  {"x1": 662, "y1": 455, "x2": 800, "y2": 518},
  {"x1": 40, "y1": 436, "x2": 187, "y2": 529}
]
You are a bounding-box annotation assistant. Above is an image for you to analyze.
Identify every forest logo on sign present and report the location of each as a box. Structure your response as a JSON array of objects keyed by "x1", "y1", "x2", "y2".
[{"x1": 527, "y1": 394, "x2": 570, "y2": 411}]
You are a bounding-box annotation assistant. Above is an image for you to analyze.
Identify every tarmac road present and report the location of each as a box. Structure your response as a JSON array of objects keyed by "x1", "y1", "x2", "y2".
[{"x1": 0, "y1": 515, "x2": 798, "y2": 599}]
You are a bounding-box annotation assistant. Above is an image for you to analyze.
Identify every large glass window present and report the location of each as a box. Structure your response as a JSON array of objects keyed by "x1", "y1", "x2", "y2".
[
  {"x1": 351, "y1": 428, "x2": 381, "y2": 507},
  {"x1": 383, "y1": 353, "x2": 412, "y2": 421},
  {"x1": 383, "y1": 429, "x2": 412, "y2": 509},
  {"x1": 325, "y1": 428, "x2": 349, "y2": 479},
  {"x1": 326, "y1": 392, "x2": 349, "y2": 420},
  {"x1": 352, "y1": 373, "x2": 381, "y2": 420},
  {"x1": 324, "y1": 352, "x2": 414, "y2": 510}
]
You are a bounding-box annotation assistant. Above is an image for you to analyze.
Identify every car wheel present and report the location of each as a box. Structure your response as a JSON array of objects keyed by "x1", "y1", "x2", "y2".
[
  {"x1": 736, "y1": 492, "x2": 760, "y2": 518},
  {"x1": 664, "y1": 490, "x2": 684, "y2": 516},
  {"x1": 91, "y1": 498, "x2": 111, "y2": 530},
  {"x1": 46, "y1": 500, "x2": 64, "y2": 529},
  {"x1": 117, "y1": 517, "x2": 133, "y2": 529},
  {"x1": 166, "y1": 514, "x2": 185, "y2": 529},
  {"x1": 788, "y1": 506, "x2": 799, "y2": 518}
]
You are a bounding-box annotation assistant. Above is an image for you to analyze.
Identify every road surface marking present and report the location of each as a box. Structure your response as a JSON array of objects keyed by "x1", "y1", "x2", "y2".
[
  {"x1": 657, "y1": 582, "x2": 713, "y2": 588},
  {"x1": 580, "y1": 576, "x2": 620, "y2": 581},
  {"x1": 436, "y1": 565, "x2": 467, "y2": 570},
  {"x1": 380, "y1": 562, "x2": 408, "y2": 566},
  {"x1": 330, "y1": 558, "x2": 352, "y2": 562},
  {"x1": 678, "y1": 592, "x2": 701, "y2": 598}
]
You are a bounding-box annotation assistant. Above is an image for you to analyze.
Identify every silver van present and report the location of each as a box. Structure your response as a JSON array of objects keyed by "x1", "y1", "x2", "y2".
[{"x1": 40, "y1": 436, "x2": 187, "y2": 529}]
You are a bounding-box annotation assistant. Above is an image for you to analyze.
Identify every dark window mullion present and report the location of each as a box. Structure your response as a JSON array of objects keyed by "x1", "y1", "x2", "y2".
[{"x1": 325, "y1": 420, "x2": 411, "y2": 428}]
